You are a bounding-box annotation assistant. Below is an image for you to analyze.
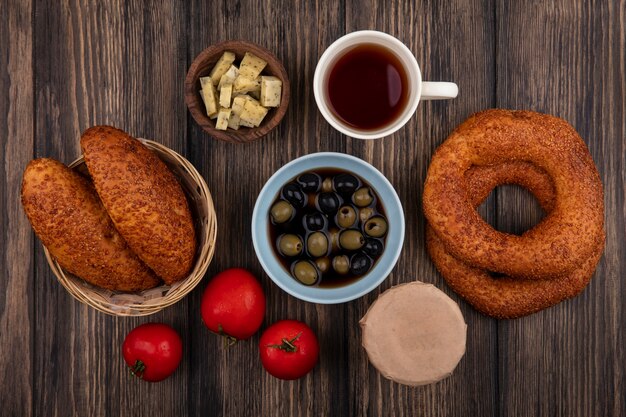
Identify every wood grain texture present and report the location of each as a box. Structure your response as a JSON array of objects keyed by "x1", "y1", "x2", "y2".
[
  {"x1": 0, "y1": 0, "x2": 33, "y2": 416},
  {"x1": 186, "y1": 2, "x2": 349, "y2": 416},
  {"x1": 343, "y1": 1, "x2": 499, "y2": 416},
  {"x1": 31, "y1": 0, "x2": 189, "y2": 416},
  {"x1": 0, "y1": 0, "x2": 624, "y2": 416},
  {"x1": 495, "y1": 1, "x2": 625, "y2": 416}
]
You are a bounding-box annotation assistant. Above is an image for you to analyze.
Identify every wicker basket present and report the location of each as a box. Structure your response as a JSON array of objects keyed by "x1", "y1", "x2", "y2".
[{"x1": 43, "y1": 139, "x2": 217, "y2": 316}]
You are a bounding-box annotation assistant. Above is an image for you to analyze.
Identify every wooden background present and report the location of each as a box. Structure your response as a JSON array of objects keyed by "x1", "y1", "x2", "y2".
[{"x1": 1, "y1": 0, "x2": 624, "y2": 416}]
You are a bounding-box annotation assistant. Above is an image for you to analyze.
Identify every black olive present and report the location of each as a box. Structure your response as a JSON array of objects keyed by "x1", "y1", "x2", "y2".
[
  {"x1": 363, "y1": 238, "x2": 384, "y2": 257},
  {"x1": 281, "y1": 182, "x2": 306, "y2": 208},
  {"x1": 333, "y1": 173, "x2": 360, "y2": 194},
  {"x1": 350, "y1": 253, "x2": 372, "y2": 276},
  {"x1": 297, "y1": 172, "x2": 322, "y2": 192},
  {"x1": 317, "y1": 192, "x2": 342, "y2": 214},
  {"x1": 303, "y1": 212, "x2": 327, "y2": 231}
]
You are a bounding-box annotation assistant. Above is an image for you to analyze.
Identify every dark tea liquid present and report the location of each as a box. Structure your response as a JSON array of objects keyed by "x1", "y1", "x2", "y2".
[{"x1": 327, "y1": 43, "x2": 409, "y2": 131}]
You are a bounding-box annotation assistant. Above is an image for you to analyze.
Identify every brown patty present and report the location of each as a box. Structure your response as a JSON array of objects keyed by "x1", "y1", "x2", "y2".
[
  {"x1": 80, "y1": 126, "x2": 196, "y2": 284},
  {"x1": 21, "y1": 158, "x2": 160, "y2": 291}
]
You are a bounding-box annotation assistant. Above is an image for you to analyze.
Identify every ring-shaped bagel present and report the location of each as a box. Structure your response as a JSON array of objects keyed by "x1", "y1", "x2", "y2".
[
  {"x1": 426, "y1": 161, "x2": 604, "y2": 318},
  {"x1": 423, "y1": 110, "x2": 604, "y2": 279}
]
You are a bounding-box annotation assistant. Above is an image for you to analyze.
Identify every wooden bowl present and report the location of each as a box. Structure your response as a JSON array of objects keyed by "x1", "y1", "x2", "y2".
[
  {"x1": 185, "y1": 40, "x2": 290, "y2": 144},
  {"x1": 43, "y1": 139, "x2": 218, "y2": 316}
]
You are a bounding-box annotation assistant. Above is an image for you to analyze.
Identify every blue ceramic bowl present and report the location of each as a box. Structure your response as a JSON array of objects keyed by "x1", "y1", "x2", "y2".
[{"x1": 252, "y1": 152, "x2": 405, "y2": 304}]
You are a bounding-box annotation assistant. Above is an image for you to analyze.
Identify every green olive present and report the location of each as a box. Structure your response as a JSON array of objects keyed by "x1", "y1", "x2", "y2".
[
  {"x1": 278, "y1": 234, "x2": 303, "y2": 257},
  {"x1": 353, "y1": 187, "x2": 374, "y2": 207},
  {"x1": 307, "y1": 231, "x2": 329, "y2": 257},
  {"x1": 336, "y1": 205, "x2": 357, "y2": 228},
  {"x1": 364, "y1": 216, "x2": 388, "y2": 238},
  {"x1": 292, "y1": 260, "x2": 319, "y2": 285},
  {"x1": 332, "y1": 255, "x2": 350, "y2": 275},
  {"x1": 270, "y1": 200, "x2": 294, "y2": 224},
  {"x1": 328, "y1": 228, "x2": 341, "y2": 252},
  {"x1": 315, "y1": 257, "x2": 331, "y2": 274},
  {"x1": 358, "y1": 207, "x2": 375, "y2": 223},
  {"x1": 322, "y1": 177, "x2": 333, "y2": 193},
  {"x1": 339, "y1": 229, "x2": 365, "y2": 250}
]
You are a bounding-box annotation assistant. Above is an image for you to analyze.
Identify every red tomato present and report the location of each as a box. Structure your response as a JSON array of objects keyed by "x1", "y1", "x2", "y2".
[
  {"x1": 259, "y1": 320, "x2": 319, "y2": 380},
  {"x1": 122, "y1": 323, "x2": 183, "y2": 382},
  {"x1": 201, "y1": 268, "x2": 266, "y2": 342}
]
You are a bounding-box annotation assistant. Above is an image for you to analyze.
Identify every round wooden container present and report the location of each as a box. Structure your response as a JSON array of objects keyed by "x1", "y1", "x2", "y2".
[
  {"x1": 43, "y1": 139, "x2": 217, "y2": 316},
  {"x1": 185, "y1": 40, "x2": 290, "y2": 144}
]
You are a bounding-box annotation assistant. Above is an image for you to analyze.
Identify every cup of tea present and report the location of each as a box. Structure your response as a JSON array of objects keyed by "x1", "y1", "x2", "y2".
[{"x1": 313, "y1": 30, "x2": 458, "y2": 140}]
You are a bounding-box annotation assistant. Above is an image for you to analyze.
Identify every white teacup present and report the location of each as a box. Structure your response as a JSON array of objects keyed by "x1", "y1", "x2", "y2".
[{"x1": 313, "y1": 30, "x2": 458, "y2": 140}]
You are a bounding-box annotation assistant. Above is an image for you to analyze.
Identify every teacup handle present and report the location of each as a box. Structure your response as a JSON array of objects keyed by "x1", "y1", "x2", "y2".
[{"x1": 420, "y1": 82, "x2": 458, "y2": 100}]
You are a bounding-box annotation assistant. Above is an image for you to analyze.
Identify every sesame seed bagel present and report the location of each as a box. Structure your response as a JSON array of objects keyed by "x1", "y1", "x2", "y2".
[
  {"x1": 426, "y1": 160, "x2": 604, "y2": 319},
  {"x1": 423, "y1": 110, "x2": 604, "y2": 279}
]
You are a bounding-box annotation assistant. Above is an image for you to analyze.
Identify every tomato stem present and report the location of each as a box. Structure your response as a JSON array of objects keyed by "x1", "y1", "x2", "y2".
[
  {"x1": 129, "y1": 360, "x2": 145, "y2": 379},
  {"x1": 217, "y1": 324, "x2": 238, "y2": 347},
  {"x1": 266, "y1": 332, "x2": 302, "y2": 353}
]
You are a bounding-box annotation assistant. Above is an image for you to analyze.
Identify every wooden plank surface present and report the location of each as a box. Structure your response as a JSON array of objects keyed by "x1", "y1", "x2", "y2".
[
  {"x1": 0, "y1": 1, "x2": 33, "y2": 416},
  {"x1": 0, "y1": 0, "x2": 624, "y2": 416},
  {"x1": 186, "y1": 2, "x2": 349, "y2": 416},
  {"x1": 342, "y1": 1, "x2": 499, "y2": 416},
  {"x1": 495, "y1": 2, "x2": 626, "y2": 416},
  {"x1": 31, "y1": 1, "x2": 189, "y2": 415}
]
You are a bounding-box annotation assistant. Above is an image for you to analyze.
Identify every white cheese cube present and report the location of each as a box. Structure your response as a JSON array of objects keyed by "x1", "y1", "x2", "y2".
[
  {"x1": 199, "y1": 76, "x2": 213, "y2": 89},
  {"x1": 231, "y1": 95, "x2": 248, "y2": 116},
  {"x1": 208, "y1": 51, "x2": 236, "y2": 85},
  {"x1": 233, "y1": 96, "x2": 257, "y2": 127},
  {"x1": 199, "y1": 84, "x2": 218, "y2": 117},
  {"x1": 218, "y1": 65, "x2": 239, "y2": 91},
  {"x1": 219, "y1": 83, "x2": 233, "y2": 108},
  {"x1": 227, "y1": 113, "x2": 241, "y2": 130},
  {"x1": 238, "y1": 118, "x2": 256, "y2": 128},
  {"x1": 260, "y1": 76, "x2": 282, "y2": 107},
  {"x1": 233, "y1": 75, "x2": 261, "y2": 95},
  {"x1": 240, "y1": 99, "x2": 269, "y2": 127},
  {"x1": 215, "y1": 108, "x2": 232, "y2": 130},
  {"x1": 239, "y1": 52, "x2": 267, "y2": 79}
]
